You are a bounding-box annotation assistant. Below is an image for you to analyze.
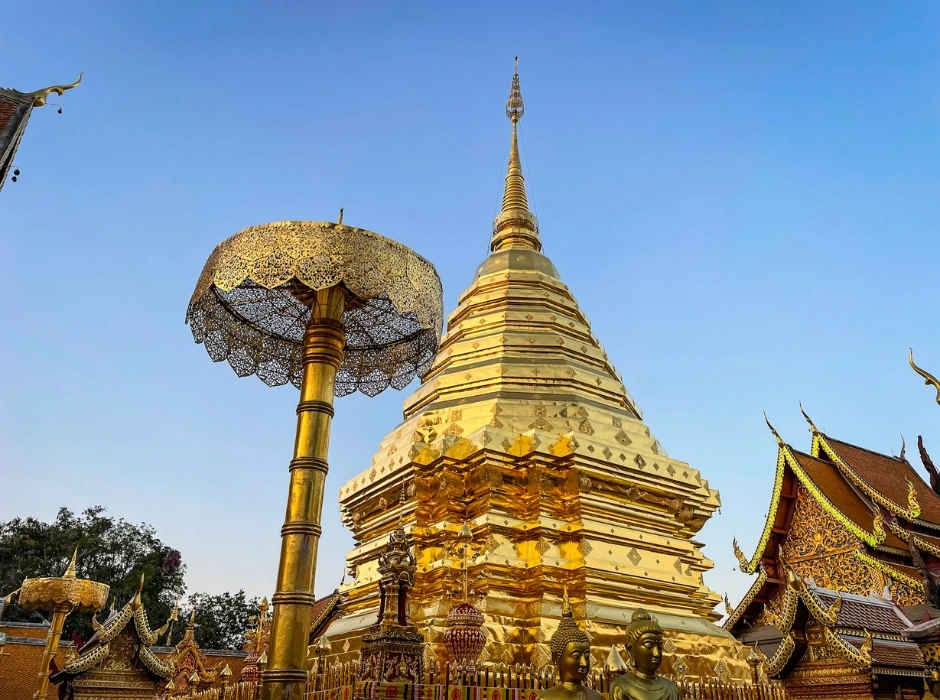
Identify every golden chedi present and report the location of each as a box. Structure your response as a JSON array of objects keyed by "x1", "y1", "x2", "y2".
[
  {"x1": 537, "y1": 590, "x2": 603, "y2": 700},
  {"x1": 322, "y1": 60, "x2": 751, "y2": 681},
  {"x1": 611, "y1": 610, "x2": 680, "y2": 700}
]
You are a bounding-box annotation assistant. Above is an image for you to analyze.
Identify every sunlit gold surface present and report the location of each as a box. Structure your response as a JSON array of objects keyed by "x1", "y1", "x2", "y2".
[
  {"x1": 319, "y1": 63, "x2": 752, "y2": 683},
  {"x1": 186, "y1": 221, "x2": 443, "y2": 396},
  {"x1": 30, "y1": 73, "x2": 82, "y2": 107},
  {"x1": 911, "y1": 348, "x2": 940, "y2": 406},
  {"x1": 610, "y1": 610, "x2": 682, "y2": 700},
  {"x1": 264, "y1": 285, "x2": 347, "y2": 699},
  {"x1": 187, "y1": 221, "x2": 444, "y2": 700}
]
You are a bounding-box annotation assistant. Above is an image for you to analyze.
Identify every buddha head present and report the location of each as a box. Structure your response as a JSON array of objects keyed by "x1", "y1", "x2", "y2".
[
  {"x1": 623, "y1": 609, "x2": 664, "y2": 679},
  {"x1": 549, "y1": 589, "x2": 591, "y2": 684}
]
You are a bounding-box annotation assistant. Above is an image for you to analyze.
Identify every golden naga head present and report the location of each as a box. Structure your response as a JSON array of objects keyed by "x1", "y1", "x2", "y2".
[
  {"x1": 910, "y1": 349, "x2": 940, "y2": 406},
  {"x1": 732, "y1": 537, "x2": 749, "y2": 570},
  {"x1": 30, "y1": 73, "x2": 83, "y2": 108}
]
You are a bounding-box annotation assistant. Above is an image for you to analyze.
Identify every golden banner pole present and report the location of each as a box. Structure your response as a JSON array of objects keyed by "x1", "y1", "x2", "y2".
[
  {"x1": 263, "y1": 286, "x2": 346, "y2": 700},
  {"x1": 33, "y1": 602, "x2": 70, "y2": 699}
]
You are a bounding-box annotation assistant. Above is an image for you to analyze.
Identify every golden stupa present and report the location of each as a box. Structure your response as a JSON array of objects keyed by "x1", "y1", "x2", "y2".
[{"x1": 316, "y1": 61, "x2": 752, "y2": 681}]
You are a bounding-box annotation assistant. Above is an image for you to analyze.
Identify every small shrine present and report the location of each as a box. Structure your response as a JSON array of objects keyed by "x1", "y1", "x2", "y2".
[
  {"x1": 50, "y1": 576, "x2": 174, "y2": 699},
  {"x1": 239, "y1": 597, "x2": 272, "y2": 683},
  {"x1": 163, "y1": 612, "x2": 218, "y2": 695},
  {"x1": 358, "y1": 511, "x2": 425, "y2": 685}
]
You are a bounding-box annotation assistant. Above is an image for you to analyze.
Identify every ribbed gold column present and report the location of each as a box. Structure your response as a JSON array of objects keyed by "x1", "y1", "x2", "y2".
[
  {"x1": 263, "y1": 285, "x2": 346, "y2": 700},
  {"x1": 33, "y1": 602, "x2": 69, "y2": 699}
]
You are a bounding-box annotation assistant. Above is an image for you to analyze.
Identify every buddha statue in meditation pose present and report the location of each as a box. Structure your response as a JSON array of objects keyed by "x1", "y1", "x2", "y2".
[
  {"x1": 536, "y1": 590, "x2": 604, "y2": 700},
  {"x1": 610, "y1": 609, "x2": 681, "y2": 700}
]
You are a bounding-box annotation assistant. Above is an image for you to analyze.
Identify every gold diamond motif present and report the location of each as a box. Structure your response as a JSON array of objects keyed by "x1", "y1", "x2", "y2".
[
  {"x1": 673, "y1": 655, "x2": 688, "y2": 680},
  {"x1": 529, "y1": 417, "x2": 554, "y2": 431},
  {"x1": 634, "y1": 454, "x2": 646, "y2": 468},
  {"x1": 614, "y1": 430, "x2": 632, "y2": 446},
  {"x1": 627, "y1": 548, "x2": 642, "y2": 566},
  {"x1": 578, "y1": 420, "x2": 594, "y2": 435}
]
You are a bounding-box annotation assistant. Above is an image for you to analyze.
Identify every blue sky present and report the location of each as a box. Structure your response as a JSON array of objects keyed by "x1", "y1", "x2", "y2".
[{"x1": 1, "y1": 2, "x2": 938, "y2": 612}]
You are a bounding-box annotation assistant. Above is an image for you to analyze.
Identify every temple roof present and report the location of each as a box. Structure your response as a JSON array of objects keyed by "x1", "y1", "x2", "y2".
[
  {"x1": 50, "y1": 577, "x2": 173, "y2": 682},
  {"x1": 732, "y1": 415, "x2": 940, "y2": 577},
  {"x1": 821, "y1": 436, "x2": 940, "y2": 528},
  {"x1": 0, "y1": 75, "x2": 81, "y2": 192},
  {"x1": 310, "y1": 590, "x2": 341, "y2": 640},
  {"x1": 0, "y1": 87, "x2": 34, "y2": 192},
  {"x1": 733, "y1": 573, "x2": 923, "y2": 678},
  {"x1": 726, "y1": 414, "x2": 940, "y2": 645}
]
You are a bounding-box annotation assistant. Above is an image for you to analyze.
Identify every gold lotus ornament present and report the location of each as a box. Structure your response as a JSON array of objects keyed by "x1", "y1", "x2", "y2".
[{"x1": 186, "y1": 219, "x2": 444, "y2": 700}]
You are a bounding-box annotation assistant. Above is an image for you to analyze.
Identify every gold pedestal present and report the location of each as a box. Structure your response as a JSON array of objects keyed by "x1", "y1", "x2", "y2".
[{"x1": 263, "y1": 286, "x2": 346, "y2": 700}]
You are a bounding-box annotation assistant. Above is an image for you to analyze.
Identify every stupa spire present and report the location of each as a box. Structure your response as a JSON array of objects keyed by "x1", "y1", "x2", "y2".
[{"x1": 492, "y1": 58, "x2": 540, "y2": 253}]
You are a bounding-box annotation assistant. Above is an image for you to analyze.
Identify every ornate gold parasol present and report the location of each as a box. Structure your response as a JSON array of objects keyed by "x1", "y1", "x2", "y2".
[
  {"x1": 186, "y1": 219, "x2": 444, "y2": 700},
  {"x1": 18, "y1": 549, "x2": 109, "y2": 699}
]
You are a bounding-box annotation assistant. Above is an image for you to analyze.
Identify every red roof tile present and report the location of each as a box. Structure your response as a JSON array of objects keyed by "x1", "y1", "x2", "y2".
[
  {"x1": 826, "y1": 437, "x2": 940, "y2": 525},
  {"x1": 868, "y1": 640, "x2": 925, "y2": 670},
  {"x1": 815, "y1": 591, "x2": 910, "y2": 634}
]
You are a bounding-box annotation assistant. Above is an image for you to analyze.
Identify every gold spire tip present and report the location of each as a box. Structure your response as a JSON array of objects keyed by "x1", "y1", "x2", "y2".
[
  {"x1": 561, "y1": 585, "x2": 572, "y2": 617},
  {"x1": 505, "y1": 57, "x2": 524, "y2": 124},
  {"x1": 492, "y1": 56, "x2": 540, "y2": 252},
  {"x1": 337, "y1": 207, "x2": 344, "y2": 225},
  {"x1": 64, "y1": 547, "x2": 79, "y2": 578}
]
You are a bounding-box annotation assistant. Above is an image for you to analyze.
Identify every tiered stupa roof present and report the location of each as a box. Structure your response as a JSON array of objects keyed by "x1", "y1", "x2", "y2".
[{"x1": 317, "y1": 61, "x2": 751, "y2": 682}]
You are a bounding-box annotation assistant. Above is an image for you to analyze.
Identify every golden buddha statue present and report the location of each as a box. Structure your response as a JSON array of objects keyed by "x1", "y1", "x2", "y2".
[
  {"x1": 610, "y1": 610, "x2": 681, "y2": 700},
  {"x1": 537, "y1": 590, "x2": 604, "y2": 700}
]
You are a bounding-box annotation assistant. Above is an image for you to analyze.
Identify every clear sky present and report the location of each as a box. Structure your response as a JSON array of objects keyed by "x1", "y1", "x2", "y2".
[{"x1": 1, "y1": 2, "x2": 939, "y2": 613}]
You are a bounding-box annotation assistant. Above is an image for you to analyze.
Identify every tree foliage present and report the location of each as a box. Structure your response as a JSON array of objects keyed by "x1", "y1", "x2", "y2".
[
  {"x1": 0, "y1": 506, "x2": 184, "y2": 641},
  {"x1": 175, "y1": 590, "x2": 259, "y2": 651},
  {"x1": 0, "y1": 506, "x2": 259, "y2": 651}
]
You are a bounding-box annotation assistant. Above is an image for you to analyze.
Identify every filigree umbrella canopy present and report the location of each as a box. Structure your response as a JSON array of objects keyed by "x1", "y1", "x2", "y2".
[
  {"x1": 186, "y1": 221, "x2": 444, "y2": 397},
  {"x1": 19, "y1": 552, "x2": 109, "y2": 613}
]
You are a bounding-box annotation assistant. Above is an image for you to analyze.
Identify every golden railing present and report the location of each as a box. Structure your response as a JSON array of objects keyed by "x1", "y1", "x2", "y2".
[{"x1": 184, "y1": 660, "x2": 788, "y2": 700}]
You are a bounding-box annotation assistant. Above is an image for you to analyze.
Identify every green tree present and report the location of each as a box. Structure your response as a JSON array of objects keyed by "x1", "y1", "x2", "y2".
[
  {"x1": 0, "y1": 506, "x2": 186, "y2": 641},
  {"x1": 175, "y1": 590, "x2": 260, "y2": 651}
]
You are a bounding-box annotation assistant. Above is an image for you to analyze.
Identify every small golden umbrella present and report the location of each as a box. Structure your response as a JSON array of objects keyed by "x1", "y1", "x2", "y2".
[
  {"x1": 18, "y1": 549, "x2": 109, "y2": 699},
  {"x1": 186, "y1": 220, "x2": 443, "y2": 700}
]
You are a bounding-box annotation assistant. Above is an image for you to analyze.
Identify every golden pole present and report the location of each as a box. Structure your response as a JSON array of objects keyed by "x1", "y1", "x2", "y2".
[
  {"x1": 262, "y1": 286, "x2": 346, "y2": 700},
  {"x1": 33, "y1": 601, "x2": 70, "y2": 699}
]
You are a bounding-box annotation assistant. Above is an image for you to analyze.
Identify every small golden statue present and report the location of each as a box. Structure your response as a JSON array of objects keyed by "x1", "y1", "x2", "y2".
[
  {"x1": 610, "y1": 610, "x2": 681, "y2": 700},
  {"x1": 537, "y1": 589, "x2": 604, "y2": 700}
]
